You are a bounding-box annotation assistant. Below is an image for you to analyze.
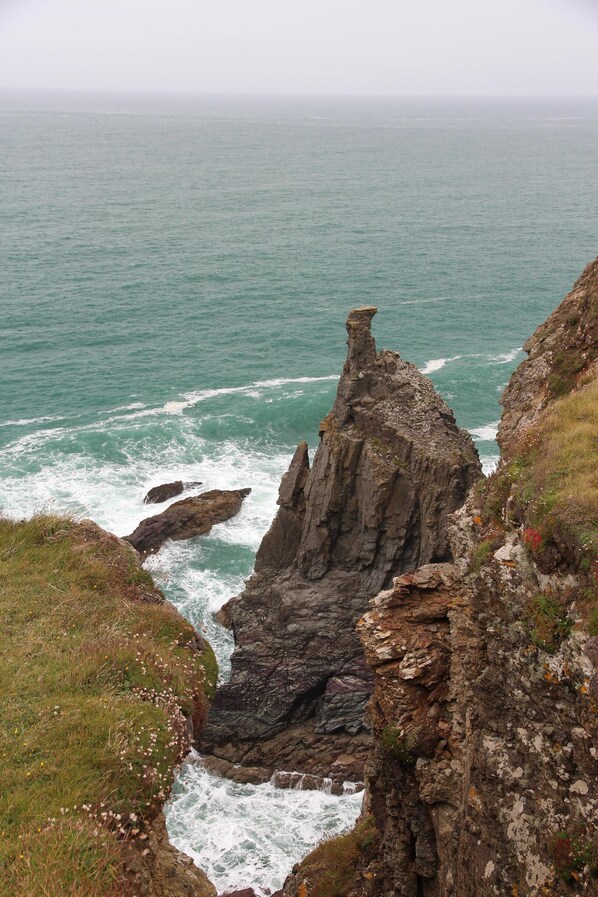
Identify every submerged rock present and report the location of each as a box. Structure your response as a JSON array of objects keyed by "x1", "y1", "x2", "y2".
[
  {"x1": 125, "y1": 488, "x2": 251, "y2": 556},
  {"x1": 202, "y1": 307, "x2": 480, "y2": 781},
  {"x1": 143, "y1": 480, "x2": 203, "y2": 504}
]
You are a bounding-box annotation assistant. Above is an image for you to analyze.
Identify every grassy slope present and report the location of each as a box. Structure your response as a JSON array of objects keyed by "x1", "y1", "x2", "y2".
[
  {"x1": 480, "y1": 372, "x2": 598, "y2": 644},
  {"x1": 287, "y1": 818, "x2": 378, "y2": 897},
  {"x1": 517, "y1": 373, "x2": 598, "y2": 559},
  {"x1": 0, "y1": 515, "x2": 217, "y2": 897}
]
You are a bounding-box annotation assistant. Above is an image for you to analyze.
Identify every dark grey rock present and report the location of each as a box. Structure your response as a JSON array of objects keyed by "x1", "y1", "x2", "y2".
[
  {"x1": 125, "y1": 488, "x2": 250, "y2": 557},
  {"x1": 201, "y1": 307, "x2": 480, "y2": 779}
]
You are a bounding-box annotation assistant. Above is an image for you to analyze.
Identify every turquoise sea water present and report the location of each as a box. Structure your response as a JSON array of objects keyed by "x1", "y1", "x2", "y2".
[{"x1": 1, "y1": 91, "x2": 597, "y2": 891}]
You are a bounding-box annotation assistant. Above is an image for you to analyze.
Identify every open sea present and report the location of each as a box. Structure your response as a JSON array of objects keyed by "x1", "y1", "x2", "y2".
[{"x1": 1, "y1": 90, "x2": 597, "y2": 892}]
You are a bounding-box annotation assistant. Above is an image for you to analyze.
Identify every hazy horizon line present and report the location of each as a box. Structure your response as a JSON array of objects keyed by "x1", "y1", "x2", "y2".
[{"x1": 2, "y1": 86, "x2": 598, "y2": 100}]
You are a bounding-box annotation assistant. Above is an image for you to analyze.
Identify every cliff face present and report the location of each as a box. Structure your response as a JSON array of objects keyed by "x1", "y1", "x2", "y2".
[
  {"x1": 202, "y1": 307, "x2": 480, "y2": 783},
  {"x1": 283, "y1": 258, "x2": 598, "y2": 897},
  {"x1": 498, "y1": 256, "x2": 598, "y2": 456}
]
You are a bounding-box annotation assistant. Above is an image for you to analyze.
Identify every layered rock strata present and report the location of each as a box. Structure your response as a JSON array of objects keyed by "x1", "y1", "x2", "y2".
[
  {"x1": 202, "y1": 307, "x2": 481, "y2": 780},
  {"x1": 352, "y1": 492, "x2": 598, "y2": 896},
  {"x1": 283, "y1": 258, "x2": 598, "y2": 897}
]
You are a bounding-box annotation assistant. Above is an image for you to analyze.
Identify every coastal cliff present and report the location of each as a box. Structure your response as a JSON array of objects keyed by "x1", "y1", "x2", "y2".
[
  {"x1": 0, "y1": 516, "x2": 217, "y2": 897},
  {"x1": 202, "y1": 306, "x2": 481, "y2": 783},
  {"x1": 283, "y1": 258, "x2": 598, "y2": 896}
]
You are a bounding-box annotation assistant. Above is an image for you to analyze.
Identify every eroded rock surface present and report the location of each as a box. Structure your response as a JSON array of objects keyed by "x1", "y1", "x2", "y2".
[
  {"x1": 125, "y1": 814, "x2": 217, "y2": 897},
  {"x1": 351, "y1": 514, "x2": 598, "y2": 897},
  {"x1": 125, "y1": 488, "x2": 251, "y2": 556},
  {"x1": 498, "y1": 255, "x2": 598, "y2": 456},
  {"x1": 144, "y1": 480, "x2": 203, "y2": 504},
  {"x1": 202, "y1": 307, "x2": 480, "y2": 780},
  {"x1": 283, "y1": 261, "x2": 598, "y2": 897}
]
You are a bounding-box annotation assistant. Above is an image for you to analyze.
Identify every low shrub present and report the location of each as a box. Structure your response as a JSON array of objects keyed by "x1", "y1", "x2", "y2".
[
  {"x1": 292, "y1": 817, "x2": 378, "y2": 897},
  {"x1": 548, "y1": 827, "x2": 598, "y2": 883},
  {"x1": 526, "y1": 593, "x2": 573, "y2": 653},
  {"x1": 381, "y1": 726, "x2": 418, "y2": 766},
  {"x1": 470, "y1": 539, "x2": 494, "y2": 573}
]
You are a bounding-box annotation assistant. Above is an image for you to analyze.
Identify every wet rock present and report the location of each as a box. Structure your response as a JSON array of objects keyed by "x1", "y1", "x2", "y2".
[
  {"x1": 143, "y1": 480, "x2": 203, "y2": 504},
  {"x1": 215, "y1": 596, "x2": 236, "y2": 630},
  {"x1": 124, "y1": 813, "x2": 216, "y2": 897},
  {"x1": 125, "y1": 488, "x2": 251, "y2": 556},
  {"x1": 200, "y1": 755, "x2": 271, "y2": 785},
  {"x1": 219, "y1": 889, "x2": 257, "y2": 897},
  {"x1": 220, "y1": 888, "x2": 257, "y2": 897}
]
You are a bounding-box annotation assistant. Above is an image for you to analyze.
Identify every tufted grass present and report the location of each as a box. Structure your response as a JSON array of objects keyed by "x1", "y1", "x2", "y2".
[
  {"x1": 0, "y1": 515, "x2": 216, "y2": 897},
  {"x1": 292, "y1": 817, "x2": 378, "y2": 897}
]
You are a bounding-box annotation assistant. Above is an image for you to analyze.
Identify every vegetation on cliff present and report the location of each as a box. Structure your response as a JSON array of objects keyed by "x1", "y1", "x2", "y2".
[
  {"x1": 0, "y1": 514, "x2": 216, "y2": 897},
  {"x1": 483, "y1": 372, "x2": 598, "y2": 620},
  {"x1": 284, "y1": 818, "x2": 378, "y2": 897},
  {"x1": 282, "y1": 260, "x2": 598, "y2": 897}
]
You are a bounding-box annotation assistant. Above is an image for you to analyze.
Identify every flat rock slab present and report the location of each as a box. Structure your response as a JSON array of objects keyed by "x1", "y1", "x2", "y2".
[
  {"x1": 125, "y1": 488, "x2": 251, "y2": 556},
  {"x1": 143, "y1": 480, "x2": 203, "y2": 504}
]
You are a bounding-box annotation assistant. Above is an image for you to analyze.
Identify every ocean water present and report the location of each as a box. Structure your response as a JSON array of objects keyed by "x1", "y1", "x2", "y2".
[{"x1": 1, "y1": 90, "x2": 598, "y2": 892}]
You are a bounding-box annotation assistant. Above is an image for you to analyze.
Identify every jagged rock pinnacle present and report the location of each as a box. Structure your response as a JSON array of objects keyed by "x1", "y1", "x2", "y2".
[
  {"x1": 201, "y1": 310, "x2": 481, "y2": 782},
  {"x1": 345, "y1": 306, "x2": 378, "y2": 374}
]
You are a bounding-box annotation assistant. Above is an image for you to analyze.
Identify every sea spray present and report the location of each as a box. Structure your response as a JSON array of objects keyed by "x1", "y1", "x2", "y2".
[{"x1": 166, "y1": 753, "x2": 364, "y2": 897}]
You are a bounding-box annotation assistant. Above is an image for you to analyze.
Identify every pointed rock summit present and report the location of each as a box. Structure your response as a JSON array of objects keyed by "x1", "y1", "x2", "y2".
[{"x1": 201, "y1": 309, "x2": 481, "y2": 782}]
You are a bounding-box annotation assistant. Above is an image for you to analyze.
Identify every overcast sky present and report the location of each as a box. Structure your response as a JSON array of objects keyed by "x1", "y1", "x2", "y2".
[{"x1": 1, "y1": 0, "x2": 597, "y2": 95}]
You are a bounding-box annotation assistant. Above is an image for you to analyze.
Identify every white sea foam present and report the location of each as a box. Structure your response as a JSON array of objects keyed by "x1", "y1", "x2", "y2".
[
  {"x1": 488, "y1": 348, "x2": 522, "y2": 364},
  {"x1": 0, "y1": 414, "x2": 66, "y2": 428},
  {"x1": 418, "y1": 347, "x2": 522, "y2": 377},
  {"x1": 166, "y1": 753, "x2": 363, "y2": 897},
  {"x1": 469, "y1": 421, "x2": 500, "y2": 442},
  {"x1": 399, "y1": 296, "x2": 447, "y2": 305},
  {"x1": 482, "y1": 455, "x2": 499, "y2": 476},
  {"x1": 419, "y1": 354, "x2": 464, "y2": 374},
  {"x1": 420, "y1": 357, "x2": 448, "y2": 374},
  {"x1": 181, "y1": 375, "x2": 337, "y2": 409},
  {"x1": 92, "y1": 376, "x2": 339, "y2": 426}
]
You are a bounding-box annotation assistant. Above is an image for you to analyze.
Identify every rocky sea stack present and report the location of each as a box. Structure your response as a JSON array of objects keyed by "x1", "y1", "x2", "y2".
[
  {"x1": 283, "y1": 259, "x2": 598, "y2": 897},
  {"x1": 201, "y1": 306, "x2": 481, "y2": 783}
]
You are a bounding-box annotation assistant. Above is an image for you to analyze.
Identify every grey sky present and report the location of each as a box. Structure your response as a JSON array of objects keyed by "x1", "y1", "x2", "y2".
[{"x1": 1, "y1": 0, "x2": 597, "y2": 95}]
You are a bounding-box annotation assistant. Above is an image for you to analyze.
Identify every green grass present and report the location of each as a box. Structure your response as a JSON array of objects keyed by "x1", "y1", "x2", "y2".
[
  {"x1": 0, "y1": 515, "x2": 216, "y2": 897},
  {"x1": 516, "y1": 375, "x2": 598, "y2": 561},
  {"x1": 380, "y1": 726, "x2": 418, "y2": 766},
  {"x1": 526, "y1": 593, "x2": 573, "y2": 654},
  {"x1": 292, "y1": 817, "x2": 378, "y2": 897},
  {"x1": 470, "y1": 539, "x2": 495, "y2": 573},
  {"x1": 479, "y1": 375, "x2": 598, "y2": 632}
]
